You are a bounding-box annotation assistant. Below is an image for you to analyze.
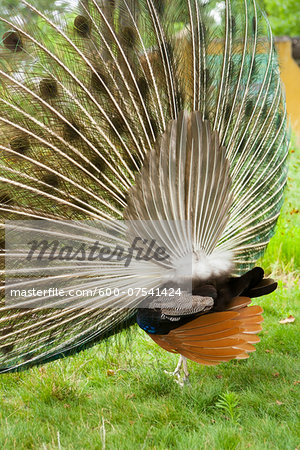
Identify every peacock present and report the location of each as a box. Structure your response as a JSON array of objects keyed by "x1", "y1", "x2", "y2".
[{"x1": 0, "y1": 0, "x2": 289, "y2": 382}]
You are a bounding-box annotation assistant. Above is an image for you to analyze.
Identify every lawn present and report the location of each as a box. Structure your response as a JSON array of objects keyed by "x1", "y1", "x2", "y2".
[{"x1": 0, "y1": 143, "x2": 299, "y2": 450}]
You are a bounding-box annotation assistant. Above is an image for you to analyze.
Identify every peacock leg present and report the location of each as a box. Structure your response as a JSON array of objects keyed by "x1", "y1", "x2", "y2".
[
  {"x1": 181, "y1": 355, "x2": 190, "y2": 383},
  {"x1": 164, "y1": 355, "x2": 190, "y2": 386}
]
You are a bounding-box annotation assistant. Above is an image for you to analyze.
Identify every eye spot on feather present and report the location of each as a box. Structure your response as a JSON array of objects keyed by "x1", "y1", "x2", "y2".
[
  {"x1": 261, "y1": 102, "x2": 269, "y2": 120},
  {"x1": 224, "y1": 104, "x2": 231, "y2": 122},
  {"x1": 127, "y1": 153, "x2": 142, "y2": 172},
  {"x1": 154, "y1": 0, "x2": 165, "y2": 16},
  {"x1": 205, "y1": 68, "x2": 211, "y2": 84},
  {"x1": 90, "y1": 156, "x2": 106, "y2": 176},
  {"x1": 238, "y1": 137, "x2": 247, "y2": 152},
  {"x1": 165, "y1": 41, "x2": 174, "y2": 59},
  {"x1": 231, "y1": 17, "x2": 236, "y2": 34},
  {"x1": 146, "y1": 117, "x2": 158, "y2": 140},
  {"x1": 39, "y1": 78, "x2": 58, "y2": 99},
  {"x1": 45, "y1": 331, "x2": 55, "y2": 345},
  {"x1": 1, "y1": 343, "x2": 14, "y2": 355},
  {"x1": 251, "y1": 58, "x2": 258, "y2": 77},
  {"x1": 0, "y1": 326, "x2": 14, "y2": 355},
  {"x1": 0, "y1": 326, "x2": 13, "y2": 335},
  {"x1": 120, "y1": 27, "x2": 136, "y2": 49},
  {"x1": 74, "y1": 15, "x2": 91, "y2": 37},
  {"x1": 245, "y1": 100, "x2": 253, "y2": 118},
  {"x1": 10, "y1": 135, "x2": 30, "y2": 154},
  {"x1": 72, "y1": 199, "x2": 94, "y2": 212},
  {"x1": 63, "y1": 122, "x2": 81, "y2": 142},
  {"x1": 110, "y1": 116, "x2": 126, "y2": 135},
  {"x1": 91, "y1": 71, "x2": 107, "y2": 94},
  {"x1": 276, "y1": 113, "x2": 282, "y2": 129},
  {"x1": 2, "y1": 31, "x2": 23, "y2": 52},
  {"x1": 175, "y1": 90, "x2": 184, "y2": 110},
  {"x1": 22, "y1": 353, "x2": 34, "y2": 362},
  {"x1": 137, "y1": 77, "x2": 148, "y2": 98},
  {"x1": 42, "y1": 174, "x2": 60, "y2": 188},
  {"x1": 252, "y1": 17, "x2": 256, "y2": 34},
  {"x1": 0, "y1": 193, "x2": 13, "y2": 205}
]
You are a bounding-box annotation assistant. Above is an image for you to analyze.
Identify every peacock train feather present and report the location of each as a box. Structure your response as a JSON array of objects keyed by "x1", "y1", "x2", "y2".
[{"x1": 0, "y1": 0, "x2": 289, "y2": 374}]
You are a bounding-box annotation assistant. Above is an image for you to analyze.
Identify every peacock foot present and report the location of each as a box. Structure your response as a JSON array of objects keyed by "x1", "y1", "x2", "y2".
[{"x1": 164, "y1": 355, "x2": 190, "y2": 387}]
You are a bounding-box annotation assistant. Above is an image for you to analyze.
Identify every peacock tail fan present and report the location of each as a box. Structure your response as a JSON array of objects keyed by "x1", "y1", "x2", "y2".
[{"x1": 0, "y1": 0, "x2": 289, "y2": 372}]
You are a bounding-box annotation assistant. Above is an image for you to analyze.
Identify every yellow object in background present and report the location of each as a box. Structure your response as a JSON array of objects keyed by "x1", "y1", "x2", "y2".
[{"x1": 276, "y1": 37, "x2": 300, "y2": 144}]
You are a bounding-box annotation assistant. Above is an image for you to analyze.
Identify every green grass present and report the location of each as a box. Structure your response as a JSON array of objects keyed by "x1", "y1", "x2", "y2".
[
  {"x1": 259, "y1": 135, "x2": 300, "y2": 275},
  {"x1": 0, "y1": 145, "x2": 299, "y2": 449}
]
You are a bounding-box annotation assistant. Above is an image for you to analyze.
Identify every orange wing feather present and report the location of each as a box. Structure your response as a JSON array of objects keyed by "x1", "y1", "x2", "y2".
[{"x1": 148, "y1": 297, "x2": 263, "y2": 365}]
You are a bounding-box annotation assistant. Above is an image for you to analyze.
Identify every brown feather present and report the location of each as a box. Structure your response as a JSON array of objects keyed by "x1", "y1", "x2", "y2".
[
  {"x1": 172, "y1": 338, "x2": 246, "y2": 348},
  {"x1": 148, "y1": 297, "x2": 263, "y2": 365},
  {"x1": 149, "y1": 334, "x2": 177, "y2": 353},
  {"x1": 180, "y1": 327, "x2": 243, "y2": 341},
  {"x1": 234, "y1": 305, "x2": 263, "y2": 317},
  {"x1": 173, "y1": 311, "x2": 239, "y2": 331},
  {"x1": 227, "y1": 296, "x2": 252, "y2": 310}
]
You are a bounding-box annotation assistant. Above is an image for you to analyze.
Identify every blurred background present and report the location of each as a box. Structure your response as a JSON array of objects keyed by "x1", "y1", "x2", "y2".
[{"x1": 1, "y1": 0, "x2": 299, "y2": 141}]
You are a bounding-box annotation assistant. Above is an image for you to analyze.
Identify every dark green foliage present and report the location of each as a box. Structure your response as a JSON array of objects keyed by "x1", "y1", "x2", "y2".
[{"x1": 262, "y1": 0, "x2": 300, "y2": 36}]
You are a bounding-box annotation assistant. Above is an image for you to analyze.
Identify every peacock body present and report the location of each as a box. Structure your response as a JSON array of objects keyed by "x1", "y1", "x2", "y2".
[{"x1": 0, "y1": 0, "x2": 289, "y2": 375}]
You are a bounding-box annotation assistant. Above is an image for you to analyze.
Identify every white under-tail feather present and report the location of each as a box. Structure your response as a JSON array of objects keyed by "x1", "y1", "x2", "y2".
[{"x1": 125, "y1": 111, "x2": 234, "y2": 282}]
